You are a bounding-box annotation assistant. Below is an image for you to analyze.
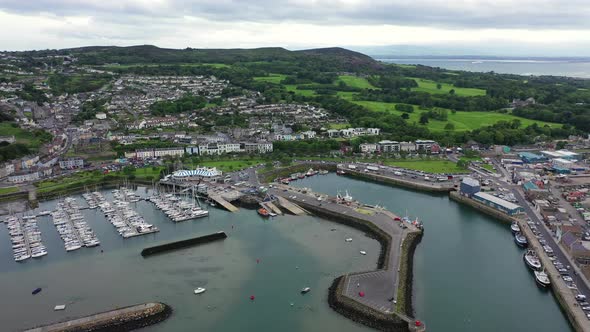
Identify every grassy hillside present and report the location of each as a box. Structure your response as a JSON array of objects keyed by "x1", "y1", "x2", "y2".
[{"x1": 409, "y1": 77, "x2": 486, "y2": 97}]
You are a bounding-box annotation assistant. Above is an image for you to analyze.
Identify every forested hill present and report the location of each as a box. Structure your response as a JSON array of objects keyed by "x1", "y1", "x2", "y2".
[{"x1": 18, "y1": 45, "x2": 381, "y2": 72}]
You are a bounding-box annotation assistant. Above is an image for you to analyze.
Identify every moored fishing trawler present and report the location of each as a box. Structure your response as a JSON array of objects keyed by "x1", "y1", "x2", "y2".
[
  {"x1": 535, "y1": 270, "x2": 551, "y2": 288},
  {"x1": 524, "y1": 250, "x2": 542, "y2": 271},
  {"x1": 510, "y1": 222, "x2": 521, "y2": 233},
  {"x1": 514, "y1": 232, "x2": 528, "y2": 247}
]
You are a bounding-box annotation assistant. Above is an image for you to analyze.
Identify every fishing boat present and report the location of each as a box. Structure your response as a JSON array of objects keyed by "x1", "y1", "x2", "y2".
[
  {"x1": 298, "y1": 173, "x2": 306, "y2": 179},
  {"x1": 301, "y1": 287, "x2": 311, "y2": 294},
  {"x1": 336, "y1": 170, "x2": 345, "y2": 175},
  {"x1": 258, "y1": 208, "x2": 270, "y2": 217},
  {"x1": 514, "y1": 232, "x2": 528, "y2": 247},
  {"x1": 524, "y1": 250, "x2": 542, "y2": 270},
  {"x1": 32, "y1": 287, "x2": 42, "y2": 295},
  {"x1": 194, "y1": 287, "x2": 206, "y2": 294},
  {"x1": 319, "y1": 170, "x2": 329, "y2": 175},
  {"x1": 510, "y1": 222, "x2": 521, "y2": 233},
  {"x1": 535, "y1": 270, "x2": 551, "y2": 288},
  {"x1": 345, "y1": 238, "x2": 352, "y2": 242},
  {"x1": 281, "y1": 178, "x2": 290, "y2": 185}
]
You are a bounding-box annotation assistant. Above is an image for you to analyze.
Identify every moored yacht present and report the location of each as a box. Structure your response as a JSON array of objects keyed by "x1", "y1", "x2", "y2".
[{"x1": 510, "y1": 222, "x2": 521, "y2": 233}]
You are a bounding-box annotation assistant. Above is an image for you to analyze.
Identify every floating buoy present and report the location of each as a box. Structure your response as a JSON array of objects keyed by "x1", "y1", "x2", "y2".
[
  {"x1": 359, "y1": 291, "x2": 365, "y2": 297},
  {"x1": 415, "y1": 320, "x2": 422, "y2": 327},
  {"x1": 250, "y1": 295, "x2": 255, "y2": 300},
  {"x1": 256, "y1": 259, "x2": 260, "y2": 264}
]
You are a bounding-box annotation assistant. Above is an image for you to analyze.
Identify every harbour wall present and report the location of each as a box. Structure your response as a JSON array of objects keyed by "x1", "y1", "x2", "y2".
[
  {"x1": 294, "y1": 200, "x2": 391, "y2": 270},
  {"x1": 328, "y1": 276, "x2": 410, "y2": 332},
  {"x1": 24, "y1": 302, "x2": 171, "y2": 332},
  {"x1": 260, "y1": 163, "x2": 336, "y2": 183},
  {"x1": 141, "y1": 231, "x2": 227, "y2": 257},
  {"x1": 294, "y1": 198, "x2": 423, "y2": 330},
  {"x1": 341, "y1": 169, "x2": 453, "y2": 193}
]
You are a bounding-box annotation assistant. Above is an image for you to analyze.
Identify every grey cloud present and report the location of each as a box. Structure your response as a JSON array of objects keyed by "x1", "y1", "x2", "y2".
[{"x1": 1, "y1": 0, "x2": 590, "y2": 29}]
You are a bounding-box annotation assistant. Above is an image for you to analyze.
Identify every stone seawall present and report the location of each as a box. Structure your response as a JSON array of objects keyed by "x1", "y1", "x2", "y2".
[
  {"x1": 328, "y1": 276, "x2": 410, "y2": 332},
  {"x1": 397, "y1": 231, "x2": 423, "y2": 317},
  {"x1": 141, "y1": 232, "x2": 227, "y2": 257},
  {"x1": 25, "y1": 302, "x2": 172, "y2": 332},
  {"x1": 260, "y1": 163, "x2": 336, "y2": 183},
  {"x1": 294, "y1": 200, "x2": 391, "y2": 270},
  {"x1": 343, "y1": 170, "x2": 453, "y2": 193}
]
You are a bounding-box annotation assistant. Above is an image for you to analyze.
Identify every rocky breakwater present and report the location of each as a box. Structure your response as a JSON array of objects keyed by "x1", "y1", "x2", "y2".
[{"x1": 25, "y1": 302, "x2": 172, "y2": 332}]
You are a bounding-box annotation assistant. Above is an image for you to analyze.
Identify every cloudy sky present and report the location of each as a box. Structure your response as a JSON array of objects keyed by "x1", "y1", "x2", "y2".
[{"x1": 0, "y1": 0, "x2": 589, "y2": 56}]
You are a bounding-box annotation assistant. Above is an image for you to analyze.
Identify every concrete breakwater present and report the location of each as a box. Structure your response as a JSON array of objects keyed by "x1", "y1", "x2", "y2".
[
  {"x1": 24, "y1": 302, "x2": 171, "y2": 332},
  {"x1": 328, "y1": 276, "x2": 410, "y2": 332},
  {"x1": 397, "y1": 231, "x2": 423, "y2": 317},
  {"x1": 341, "y1": 168, "x2": 453, "y2": 193},
  {"x1": 141, "y1": 231, "x2": 227, "y2": 257},
  {"x1": 260, "y1": 163, "x2": 336, "y2": 183}
]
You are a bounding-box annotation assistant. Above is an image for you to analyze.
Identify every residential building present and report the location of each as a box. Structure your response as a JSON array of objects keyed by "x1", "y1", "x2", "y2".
[
  {"x1": 377, "y1": 140, "x2": 400, "y2": 153},
  {"x1": 154, "y1": 147, "x2": 185, "y2": 158},
  {"x1": 415, "y1": 140, "x2": 437, "y2": 152},
  {"x1": 400, "y1": 141, "x2": 417, "y2": 152},
  {"x1": 360, "y1": 143, "x2": 378, "y2": 154},
  {"x1": 59, "y1": 158, "x2": 84, "y2": 169}
]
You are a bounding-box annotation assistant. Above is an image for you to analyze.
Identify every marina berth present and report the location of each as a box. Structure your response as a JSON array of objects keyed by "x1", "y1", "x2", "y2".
[
  {"x1": 93, "y1": 189, "x2": 159, "y2": 238},
  {"x1": 148, "y1": 192, "x2": 208, "y2": 222},
  {"x1": 51, "y1": 197, "x2": 100, "y2": 252},
  {"x1": 5, "y1": 215, "x2": 47, "y2": 262}
]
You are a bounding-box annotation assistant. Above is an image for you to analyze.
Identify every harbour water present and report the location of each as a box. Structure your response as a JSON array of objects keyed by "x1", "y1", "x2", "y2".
[
  {"x1": 378, "y1": 58, "x2": 590, "y2": 78},
  {"x1": 291, "y1": 174, "x2": 572, "y2": 332},
  {"x1": 0, "y1": 174, "x2": 573, "y2": 332}
]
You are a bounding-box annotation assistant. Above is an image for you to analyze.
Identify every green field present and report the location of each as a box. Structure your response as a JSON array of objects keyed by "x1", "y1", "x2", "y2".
[
  {"x1": 0, "y1": 123, "x2": 48, "y2": 148},
  {"x1": 409, "y1": 77, "x2": 486, "y2": 97},
  {"x1": 350, "y1": 100, "x2": 560, "y2": 131},
  {"x1": 328, "y1": 123, "x2": 350, "y2": 130},
  {"x1": 384, "y1": 160, "x2": 468, "y2": 174},
  {"x1": 336, "y1": 75, "x2": 377, "y2": 89},
  {"x1": 103, "y1": 63, "x2": 230, "y2": 69},
  {"x1": 253, "y1": 73, "x2": 287, "y2": 84},
  {"x1": 0, "y1": 186, "x2": 19, "y2": 195}
]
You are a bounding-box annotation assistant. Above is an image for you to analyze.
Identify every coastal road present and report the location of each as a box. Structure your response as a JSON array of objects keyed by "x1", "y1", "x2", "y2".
[
  {"x1": 269, "y1": 186, "x2": 413, "y2": 313},
  {"x1": 510, "y1": 186, "x2": 590, "y2": 298}
]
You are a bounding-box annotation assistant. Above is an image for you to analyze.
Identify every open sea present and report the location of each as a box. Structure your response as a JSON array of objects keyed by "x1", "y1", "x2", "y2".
[{"x1": 377, "y1": 57, "x2": 590, "y2": 78}]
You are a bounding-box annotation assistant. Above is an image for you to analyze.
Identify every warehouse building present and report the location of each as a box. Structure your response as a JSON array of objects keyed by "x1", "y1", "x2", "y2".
[
  {"x1": 472, "y1": 192, "x2": 524, "y2": 215},
  {"x1": 460, "y1": 177, "x2": 481, "y2": 197},
  {"x1": 518, "y1": 152, "x2": 547, "y2": 164}
]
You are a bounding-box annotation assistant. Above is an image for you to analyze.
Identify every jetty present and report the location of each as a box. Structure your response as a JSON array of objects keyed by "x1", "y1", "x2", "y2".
[
  {"x1": 209, "y1": 194, "x2": 239, "y2": 212},
  {"x1": 260, "y1": 201, "x2": 283, "y2": 215},
  {"x1": 141, "y1": 231, "x2": 227, "y2": 257},
  {"x1": 24, "y1": 302, "x2": 171, "y2": 332},
  {"x1": 275, "y1": 195, "x2": 306, "y2": 215}
]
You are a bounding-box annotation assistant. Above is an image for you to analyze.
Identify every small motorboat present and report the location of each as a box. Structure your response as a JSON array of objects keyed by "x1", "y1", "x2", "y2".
[
  {"x1": 32, "y1": 287, "x2": 42, "y2": 295},
  {"x1": 510, "y1": 222, "x2": 521, "y2": 233},
  {"x1": 345, "y1": 238, "x2": 352, "y2": 242},
  {"x1": 301, "y1": 287, "x2": 311, "y2": 294},
  {"x1": 194, "y1": 287, "x2": 206, "y2": 294},
  {"x1": 54, "y1": 304, "x2": 66, "y2": 311},
  {"x1": 360, "y1": 251, "x2": 367, "y2": 255},
  {"x1": 258, "y1": 208, "x2": 270, "y2": 217},
  {"x1": 535, "y1": 270, "x2": 551, "y2": 288}
]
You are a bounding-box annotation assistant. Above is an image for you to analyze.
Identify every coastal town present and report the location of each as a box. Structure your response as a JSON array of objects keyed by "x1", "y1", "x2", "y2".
[{"x1": 2, "y1": 47, "x2": 590, "y2": 332}]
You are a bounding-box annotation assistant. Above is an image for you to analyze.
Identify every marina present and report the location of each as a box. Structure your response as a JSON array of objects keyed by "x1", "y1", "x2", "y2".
[
  {"x1": 51, "y1": 197, "x2": 100, "y2": 252},
  {"x1": 148, "y1": 193, "x2": 208, "y2": 222},
  {"x1": 5, "y1": 215, "x2": 47, "y2": 262},
  {"x1": 93, "y1": 190, "x2": 159, "y2": 238}
]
